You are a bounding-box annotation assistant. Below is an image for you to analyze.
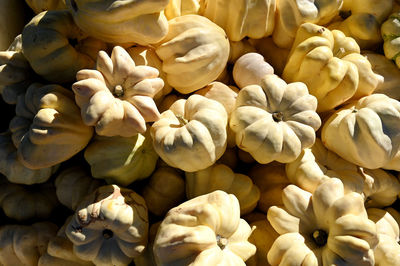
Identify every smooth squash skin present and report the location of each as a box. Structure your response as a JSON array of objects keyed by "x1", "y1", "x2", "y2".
[
  {"x1": 0, "y1": 0, "x2": 27, "y2": 51},
  {"x1": 267, "y1": 178, "x2": 378, "y2": 265},
  {"x1": 65, "y1": 0, "x2": 169, "y2": 45},
  {"x1": 153, "y1": 191, "x2": 256, "y2": 266},
  {"x1": 25, "y1": 0, "x2": 66, "y2": 13}
]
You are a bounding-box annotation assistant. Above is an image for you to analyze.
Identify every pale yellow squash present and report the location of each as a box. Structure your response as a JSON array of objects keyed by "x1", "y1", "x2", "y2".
[
  {"x1": 153, "y1": 190, "x2": 256, "y2": 265},
  {"x1": 155, "y1": 15, "x2": 230, "y2": 94},
  {"x1": 22, "y1": 10, "x2": 107, "y2": 83},
  {"x1": 25, "y1": 0, "x2": 66, "y2": 13},
  {"x1": 230, "y1": 74, "x2": 321, "y2": 164},
  {"x1": 321, "y1": 93, "x2": 400, "y2": 169},
  {"x1": 65, "y1": 0, "x2": 169, "y2": 45},
  {"x1": 151, "y1": 94, "x2": 228, "y2": 172},
  {"x1": 164, "y1": 0, "x2": 202, "y2": 20},
  {"x1": 283, "y1": 23, "x2": 383, "y2": 112},
  {"x1": 9, "y1": 83, "x2": 93, "y2": 169},
  {"x1": 267, "y1": 178, "x2": 378, "y2": 265},
  {"x1": 66, "y1": 185, "x2": 149, "y2": 266},
  {"x1": 72, "y1": 46, "x2": 164, "y2": 137},
  {"x1": 202, "y1": 0, "x2": 276, "y2": 41}
]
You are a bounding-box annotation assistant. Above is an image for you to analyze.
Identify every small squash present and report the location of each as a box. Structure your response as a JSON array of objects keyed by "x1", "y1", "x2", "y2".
[
  {"x1": 321, "y1": 93, "x2": 400, "y2": 169},
  {"x1": 164, "y1": 0, "x2": 202, "y2": 20},
  {"x1": 9, "y1": 83, "x2": 93, "y2": 169},
  {"x1": 151, "y1": 94, "x2": 228, "y2": 172},
  {"x1": 72, "y1": 46, "x2": 164, "y2": 137},
  {"x1": 230, "y1": 74, "x2": 321, "y2": 164},
  {"x1": 25, "y1": 0, "x2": 66, "y2": 13},
  {"x1": 84, "y1": 131, "x2": 158, "y2": 186},
  {"x1": 202, "y1": 0, "x2": 276, "y2": 41},
  {"x1": 65, "y1": 0, "x2": 169, "y2": 45},
  {"x1": 66, "y1": 184, "x2": 149, "y2": 266},
  {"x1": 267, "y1": 178, "x2": 378, "y2": 265},
  {"x1": 22, "y1": 10, "x2": 107, "y2": 83},
  {"x1": 153, "y1": 190, "x2": 256, "y2": 265},
  {"x1": 155, "y1": 15, "x2": 230, "y2": 94}
]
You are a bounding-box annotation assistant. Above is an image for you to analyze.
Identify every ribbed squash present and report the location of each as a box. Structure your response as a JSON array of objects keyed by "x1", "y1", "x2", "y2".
[
  {"x1": 283, "y1": 23, "x2": 383, "y2": 112},
  {"x1": 22, "y1": 10, "x2": 107, "y2": 83},
  {"x1": 267, "y1": 178, "x2": 378, "y2": 265},
  {"x1": 153, "y1": 190, "x2": 256, "y2": 265},
  {"x1": 9, "y1": 83, "x2": 93, "y2": 169},
  {"x1": 65, "y1": 0, "x2": 169, "y2": 45},
  {"x1": 155, "y1": 15, "x2": 230, "y2": 94}
]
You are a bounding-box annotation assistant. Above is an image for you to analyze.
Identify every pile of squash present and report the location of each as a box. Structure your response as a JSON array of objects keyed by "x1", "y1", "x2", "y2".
[{"x1": 1, "y1": 0, "x2": 400, "y2": 265}]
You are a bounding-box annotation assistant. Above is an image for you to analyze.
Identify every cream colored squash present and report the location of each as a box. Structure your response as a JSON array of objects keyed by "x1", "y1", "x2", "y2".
[
  {"x1": 329, "y1": 0, "x2": 393, "y2": 49},
  {"x1": 186, "y1": 163, "x2": 260, "y2": 215},
  {"x1": 232, "y1": 52, "x2": 274, "y2": 89},
  {"x1": 0, "y1": 178, "x2": 59, "y2": 221},
  {"x1": 38, "y1": 216, "x2": 94, "y2": 266},
  {"x1": 65, "y1": 0, "x2": 169, "y2": 45},
  {"x1": 84, "y1": 132, "x2": 158, "y2": 186},
  {"x1": 249, "y1": 162, "x2": 291, "y2": 213},
  {"x1": 157, "y1": 93, "x2": 185, "y2": 113},
  {"x1": 153, "y1": 190, "x2": 256, "y2": 265},
  {"x1": 202, "y1": 0, "x2": 276, "y2": 41},
  {"x1": 321, "y1": 93, "x2": 400, "y2": 169},
  {"x1": 0, "y1": 132, "x2": 58, "y2": 185},
  {"x1": 0, "y1": 35, "x2": 33, "y2": 105},
  {"x1": 367, "y1": 208, "x2": 400, "y2": 266},
  {"x1": 72, "y1": 46, "x2": 164, "y2": 137},
  {"x1": 54, "y1": 166, "x2": 104, "y2": 210},
  {"x1": 273, "y1": 0, "x2": 343, "y2": 48},
  {"x1": 164, "y1": 0, "x2": 202, "y2": 20},
  {"x1": 267, "y1": 178, "x2": 378, "y2": 265},
  {"x1": 364, "y1": 52, "x2": 400, "y2": 100},
  {"x1": 127, "y1": 46, "x2": 172, "y2": 101},
  {"x1": 66, "y1": 185, "x2": 149, "y2": 266},
  {"x1": 151, "y1": 94, "x2": 228, "y2": 172},
  {"x1": 0, "y1": 222, "x2": 58, "y2": 266},
  {"x1": 142, "y1": 165, "x2": 185, "y2": 216},
  {"x1": 25, "y1": 0, "x2": 66, "y2": 13},
  {"x1": 230, "y1": 74, "x2": 321, "y2": 164},
  {"x1": 283, "y1": 23, "x2": 384, "y2": 112},
  {"x1": 155, "y1": 15, "x2": 230, "y2": 94},
  {"x1": 22, "y1": 10, "x2": 107, "y2": 83},
  {"x1": 9, "y1": 83, "x2": 93, "y2": 169},
  {"x1": 0, "y1": 0, "x2": 27, "y2": 51}
]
